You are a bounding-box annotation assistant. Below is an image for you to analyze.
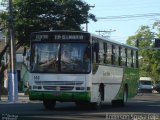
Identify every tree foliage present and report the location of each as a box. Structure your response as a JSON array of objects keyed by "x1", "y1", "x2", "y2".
[
  {"x1": 127, "y1": 25, "x2": 160, "y2": 82},
  {"x1": 13, "y1": 0, "x2": 96, "y2": 46},
  {"x1": 0, "y1": 0, "x2": 96, "y2": 62},
  {"x1": 0, "y1": 0, "x2": 96, "y2": 86}
]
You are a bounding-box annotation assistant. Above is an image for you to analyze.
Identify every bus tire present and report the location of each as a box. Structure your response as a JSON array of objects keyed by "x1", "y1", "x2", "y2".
[
  {"x1": 123, "y1": 87, "x2": 128, "y2": 106},
  {"x1": 112, "y1": 86, "x2": 128, "y2": 107},
  {"x1": 43, "y1": 100, "x2": 56, "y2": 110}
]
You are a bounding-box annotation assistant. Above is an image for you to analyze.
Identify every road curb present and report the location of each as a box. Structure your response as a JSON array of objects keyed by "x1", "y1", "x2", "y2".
[{"x1": 0, "y1": 94, "x2": 29, "y2": 104}]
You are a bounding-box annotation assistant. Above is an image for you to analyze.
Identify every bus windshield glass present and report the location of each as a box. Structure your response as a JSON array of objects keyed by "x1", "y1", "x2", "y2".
[{"x1": 30, "y1": 43, "x2": 91, "y2": 73}]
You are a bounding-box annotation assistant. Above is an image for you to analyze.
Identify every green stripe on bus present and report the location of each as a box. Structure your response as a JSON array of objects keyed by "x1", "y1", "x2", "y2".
[
  {"x1": 115, "y1": 68, "x2": 139, "y2": 100},
  {"x1": 29, "y1": 91, "x2": 91, "y2": 102}
]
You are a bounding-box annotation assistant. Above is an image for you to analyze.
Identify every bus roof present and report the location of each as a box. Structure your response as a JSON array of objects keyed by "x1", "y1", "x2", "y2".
[
  {"x1": 31, "y1": 30, "x2": 138, "y2": 50},
  {"x1": 91, "y1": 33, "x2": 138, "y2": 50},
  {"x1": 31, "y1": 30, "x2": 89, "y2": 34}
]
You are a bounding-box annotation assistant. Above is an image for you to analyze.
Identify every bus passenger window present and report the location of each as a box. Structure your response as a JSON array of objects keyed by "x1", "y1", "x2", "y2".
[
  {"x1": 125, "y1": 48, "x2": 128, "y2": 67},
  {"x1": 93, "y1": 42, "x2": 99, "y2": 63},
  {"x1": 119, "y1": 47, "x2": 122, "y2": 66},
  {"x1": 103, "y1": 43, "x2": 107, "y2": 64},
  {"x1": 115, "y1": 45, "x2": 119, "y2": 66},
  {"x1": 111, "y1": 45, "x2": 115, "y2": 65},
  {"x1": 131, "y1": 50, "x2": 134, "y2": 67},
  {"x1": 106, "y1": 43, "x2": 112, "y2": 64},
  {"x1": 121, "y1": 47, "x2": 127, "y2": 67},
  {"x1": 99, "y1": 42, "x2": 104, "y2": 64},
  {"x1": 127, "y1": 49, "x2": 132, "y2": 67},
  {"x1": 133, "y1": 50, "x2": 137, "y2": 68}
]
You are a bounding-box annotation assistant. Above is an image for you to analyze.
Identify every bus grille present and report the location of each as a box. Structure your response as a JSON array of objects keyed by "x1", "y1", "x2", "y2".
[
  {"x1": 35, "y1": 81, "x2": 83, "y2": 86},
  {"x1": 43, "y1": 86, "x2": 74, "y2": 91}
]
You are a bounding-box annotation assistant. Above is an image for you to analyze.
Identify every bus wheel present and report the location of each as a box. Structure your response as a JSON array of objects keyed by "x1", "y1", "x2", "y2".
[
  {"x1": 123, "y1": 87, "x2": 128, "y2": 106},
  {"x1": 118, "y1": 86, "x2": 128, "y2": 106},
  {"x1": 43, "y1": 100, "x2": 56, "y2": 110},
  {"x1": 112, "y1": 87, "x2": 128, "y2": 107},
  {"x1": 119, "y1": 86, "x2": 128, "y2": 106}
]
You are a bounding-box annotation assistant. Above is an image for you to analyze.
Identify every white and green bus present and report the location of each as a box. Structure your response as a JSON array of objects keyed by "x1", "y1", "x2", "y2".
[{"x1": 28, "y1": 30, "x2": 139, "y2": 109}]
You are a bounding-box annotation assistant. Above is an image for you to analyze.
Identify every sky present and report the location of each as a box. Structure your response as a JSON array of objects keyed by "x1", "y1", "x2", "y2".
[
  {"x1": 0, "y1": 0, "x2": 160, "y2": 43},
  {"x1": 84, "y1": 0, "x2": 160, "y2": 43}
]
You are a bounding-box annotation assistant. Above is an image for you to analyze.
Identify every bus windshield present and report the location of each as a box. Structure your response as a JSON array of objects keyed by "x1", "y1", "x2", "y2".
[{"x1": 30, "y1": 43, "x2": 91, "y2": 73}]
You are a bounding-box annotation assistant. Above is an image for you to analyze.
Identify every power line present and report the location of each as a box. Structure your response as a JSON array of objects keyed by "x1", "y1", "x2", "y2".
[{"x1": 97, "y1": 13, "x2": 160, "y2": 20}]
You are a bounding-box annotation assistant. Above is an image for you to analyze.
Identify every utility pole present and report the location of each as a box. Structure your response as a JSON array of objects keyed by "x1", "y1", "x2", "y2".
[{"x1": 8, "y1": 0, "x2": 18, "y2": 102}]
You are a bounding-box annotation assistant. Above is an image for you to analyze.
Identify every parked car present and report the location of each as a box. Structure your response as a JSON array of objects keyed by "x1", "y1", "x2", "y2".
[
  {"x1": 154, "y1": 82, "x2": 160, "y2": 93},
  {"x1": 138, "y1": 77, "x2": 154, "y2": 93}
]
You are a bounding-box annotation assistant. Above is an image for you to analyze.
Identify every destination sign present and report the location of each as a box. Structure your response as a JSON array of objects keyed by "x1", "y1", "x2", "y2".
[
  {"x1": 54, "y1": 35, "x2": 84, "y2": 40},
  {"x1": 35, "y1": 34, "x2": 49, "y2": 40},
  {"x1": 31, "y1": 31, "x2": 90, "y2": 42}
]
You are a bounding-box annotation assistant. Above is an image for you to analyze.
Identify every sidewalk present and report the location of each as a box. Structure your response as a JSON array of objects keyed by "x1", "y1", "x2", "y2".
[{"x1": 0, "y1": 93, "x2": 30, "y2": 104}]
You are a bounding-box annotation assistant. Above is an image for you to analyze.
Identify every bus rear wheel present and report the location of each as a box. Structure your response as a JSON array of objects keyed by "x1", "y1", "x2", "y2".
[
  {"x1": 43, "y1": 100, "x2": 56, "y2": 110},
  {"x1": 123, "y1": 87, "x2": 128, "y2": 105},
  {"x1": 112, "y1": 87, "x2": 128, "y2": 107}
]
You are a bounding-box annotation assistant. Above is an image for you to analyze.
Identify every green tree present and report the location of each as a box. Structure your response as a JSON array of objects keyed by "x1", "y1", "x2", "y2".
[
  {"x1": 14, "y1": 0, "x2": 96, "y2": 46},
  {"x1": 127, "y1": 25, "x2": 160, "y2": 82},
  {"x1": 0, "y1": 0, "x2": 96, "y2": 59}
]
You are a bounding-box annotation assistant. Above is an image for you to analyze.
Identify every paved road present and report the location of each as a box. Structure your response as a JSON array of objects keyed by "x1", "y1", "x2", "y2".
[{"x1": 0, "y1": 93, "x2": 160, "y2": 120}]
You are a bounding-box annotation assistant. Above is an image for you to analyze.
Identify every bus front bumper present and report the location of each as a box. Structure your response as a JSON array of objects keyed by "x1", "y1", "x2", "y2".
[{"x1": 29, "y1": 91, "x2": 91, "y2": 102}]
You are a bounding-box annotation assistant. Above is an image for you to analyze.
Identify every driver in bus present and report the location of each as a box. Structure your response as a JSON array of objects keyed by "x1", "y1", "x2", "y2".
[{"x1": 83, "y1": 53, "x2": 91, "y2": 72}]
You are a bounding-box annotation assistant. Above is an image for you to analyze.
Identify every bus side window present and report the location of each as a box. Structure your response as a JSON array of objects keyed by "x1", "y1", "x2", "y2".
[
  {"x1": 121, "y1": 47, "x2": 127, "y2": 67},
  {"x1": 131, "y1": 50, "x2": 134, "y2": 67},
  {"x1": 127, "y1": 49, "x2": 132, "y2": 67},
  {"x1": 103, "y1": 42, "x2": 107, "y2": 64},
  {"x1": 99, "y1": 42, "x2": 104, "y2": 64},
  {"x1": 119, "y1": 47, "x2": 122, "y2": 66},
  {"x1": 93, "y1": 42, "x2": 99, "y2": 63},
  {"x1": 115, "y1": 45, "x2": 119, "y2": 66},
  {"x1": 136, "y1": 50, "x2": 139, "y2": 68},
  {"x1": 125, "y1": 48, "x2": 128, "y2": 67},
  {"x1": 106, "y1": 43, "x2": 112, "y2": 64},
  {"x1": 133, "y1": 50, "x2": 138, "y2": 68},
  {"x1": 111, "y1": 45, "x2": 115, "y2": 65}
]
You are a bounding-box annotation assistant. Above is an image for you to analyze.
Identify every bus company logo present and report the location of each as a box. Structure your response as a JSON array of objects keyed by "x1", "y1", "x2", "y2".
[{"x1": 103, "y1": 71, "x2": 111, "y2": 76}]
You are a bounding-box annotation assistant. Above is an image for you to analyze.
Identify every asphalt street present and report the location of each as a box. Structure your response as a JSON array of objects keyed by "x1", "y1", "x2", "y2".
[{"x1": 0, "y1": 93, "x2": 160, "y2": 120}]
